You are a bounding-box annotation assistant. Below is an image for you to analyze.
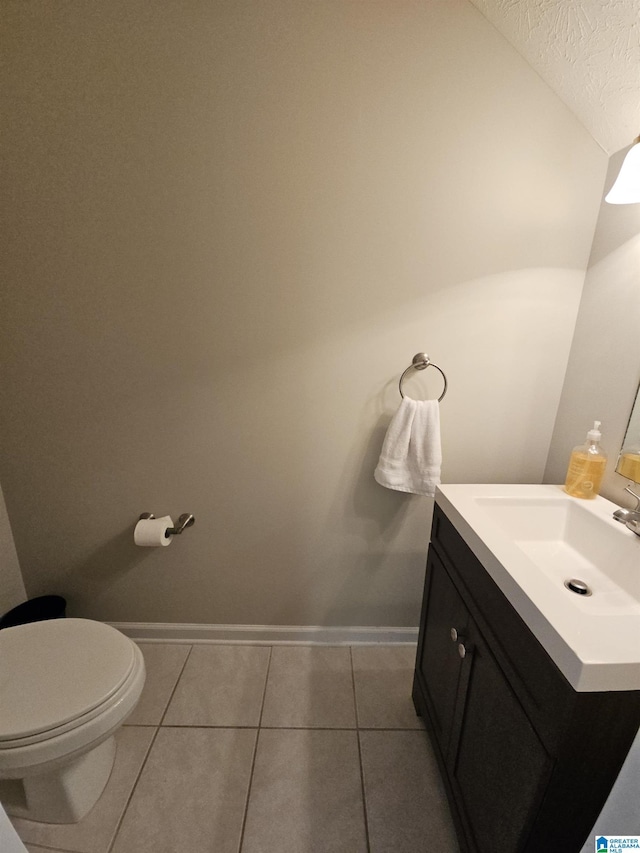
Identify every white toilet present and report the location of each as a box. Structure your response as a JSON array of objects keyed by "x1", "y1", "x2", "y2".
[{"x1": 0, "y1": 618, "x2": 145, "y2": 824}]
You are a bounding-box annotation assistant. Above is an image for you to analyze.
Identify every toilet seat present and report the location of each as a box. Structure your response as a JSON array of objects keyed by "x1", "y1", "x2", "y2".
[
  {"x1": 0, "y1": 619, "x2": 135, "y2": 743},
  {"x1": 0, "y1": 619, "x2": 145, "y2": 775}
]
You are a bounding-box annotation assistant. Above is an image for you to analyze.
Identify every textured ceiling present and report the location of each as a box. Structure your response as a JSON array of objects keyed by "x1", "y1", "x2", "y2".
[{"x1": 468, "y1": 0, "x2": 640, "y2": 154}]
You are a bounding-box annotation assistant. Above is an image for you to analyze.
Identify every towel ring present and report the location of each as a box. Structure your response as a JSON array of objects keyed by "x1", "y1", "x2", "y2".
[{"x1": 399, "y1": 353, "x2": 448, "y2": 401}]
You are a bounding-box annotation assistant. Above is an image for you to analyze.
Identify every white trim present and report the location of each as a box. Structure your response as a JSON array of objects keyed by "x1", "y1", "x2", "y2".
[{"x1": 107, "y1": 622, "x2": 419, "y2": 646}]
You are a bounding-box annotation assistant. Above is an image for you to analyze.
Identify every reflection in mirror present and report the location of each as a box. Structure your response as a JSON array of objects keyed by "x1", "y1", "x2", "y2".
[{"x1": 617, "y1": 380, "x2": 640, "y2": 483}]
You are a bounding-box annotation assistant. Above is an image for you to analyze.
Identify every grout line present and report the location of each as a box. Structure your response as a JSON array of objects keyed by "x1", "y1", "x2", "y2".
[
  {"x1": 236, "y1": 727, "x2": 260, "y2": 853},
  {"x1": 145, "y1": 723, "x2": 423, "y2": 731},
  {"x1": 358, "y1": 725, "x2": 426, "y2": 732},
  {"x1": 158, "y1": 644, "x2": 195, "y2": 727},
  {"x1": 153, "y1": 723, "x2": 263, "y2": 730},
  {"x1": 257, "y1": 646, "x2": 273, "y2": 729},
  {"x1": 350, "y1": 645, "x2": 361, "y2": 729},
  {"x1": 350, "y1": 646, "x2": 371, "y2": 853},
  {"x1": 105, "y1": 725, "x2": 160, "y2": 853},
  {"x1": 237, "y1": 645, "x2": 273, "y2": 853},
  {"x1": 107, "y1": 644, "x2": 195, "y2": 852}
]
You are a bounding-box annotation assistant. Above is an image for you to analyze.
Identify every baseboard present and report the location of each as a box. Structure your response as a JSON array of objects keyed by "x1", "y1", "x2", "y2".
[{"x1": 107, "y1": 622, "x2": 419, "y2": 645}]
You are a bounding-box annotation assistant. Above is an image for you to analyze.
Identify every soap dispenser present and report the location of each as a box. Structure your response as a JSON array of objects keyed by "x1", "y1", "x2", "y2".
[{"x1": 564, "y1": 421, "x2": 607, "y2": 499}]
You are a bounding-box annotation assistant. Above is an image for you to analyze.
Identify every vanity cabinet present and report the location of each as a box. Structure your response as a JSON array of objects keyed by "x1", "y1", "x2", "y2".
[{"x1": 413, "y1": 504, "x2": 640, "y2": 853}]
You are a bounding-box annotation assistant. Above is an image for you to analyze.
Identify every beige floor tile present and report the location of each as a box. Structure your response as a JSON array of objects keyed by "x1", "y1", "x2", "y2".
[
  {"x1": 12, "y1": 727, "x2": 155, "y2": 853},
  {"x1": 352, "y1": 645, "x2": 422, "y2": 728},
  {"x1": 241, "y1": 729, "x2": 367, "y2": 853},
  {"x1": 360, "y1": 730, "x2": 459, "y2": 853},
  {"x1": 260, "y1": 646, "x2": 356, "y2": 728},
  {"x1": 125, "y1": 643, "x2": 191, "y2": 725},
  {"x1": 111, "y1": 727, "x2": 256, "y2": 853},
  {"x1": 163, "y1": 645, "x2": 270, "y2": 726}
]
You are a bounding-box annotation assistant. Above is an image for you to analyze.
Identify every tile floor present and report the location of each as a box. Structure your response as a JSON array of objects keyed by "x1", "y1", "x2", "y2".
[{"x1": 11, "y1": 643, "x2": 460, "y2": 853}]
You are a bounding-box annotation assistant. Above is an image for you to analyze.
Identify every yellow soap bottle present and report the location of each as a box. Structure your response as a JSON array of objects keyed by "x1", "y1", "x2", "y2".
[{"x1": 564, "y1": 421, "x2": 607, "y2": 499}]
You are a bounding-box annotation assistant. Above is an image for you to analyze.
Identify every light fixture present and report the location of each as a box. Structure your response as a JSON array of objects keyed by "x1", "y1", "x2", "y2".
[{"x1": 605, "y1": 135, "x2": 640, "y2": 204}]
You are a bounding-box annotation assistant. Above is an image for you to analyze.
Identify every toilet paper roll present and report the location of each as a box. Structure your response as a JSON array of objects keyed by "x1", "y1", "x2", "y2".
[{"x1": 134, "y1": 516, "x2": 174, "y2": 547}]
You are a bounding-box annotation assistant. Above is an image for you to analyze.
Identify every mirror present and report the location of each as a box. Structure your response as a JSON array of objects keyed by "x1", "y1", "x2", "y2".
[{"x1": 617, "y1": 381, "x2": 640, "y2": 483}]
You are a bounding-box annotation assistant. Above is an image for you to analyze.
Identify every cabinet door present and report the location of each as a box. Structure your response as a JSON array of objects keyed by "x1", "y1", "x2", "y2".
[
  {"x1": 416, "y1": 549, "x2": 470, "y2": 754},
  {"x1": 450, "y1": 622, "x2": 553, "y2": 853}
]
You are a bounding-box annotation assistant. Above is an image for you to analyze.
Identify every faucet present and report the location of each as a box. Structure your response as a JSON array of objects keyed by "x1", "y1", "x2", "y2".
[{"x1": 613, "y1": 484, "x2": 640, "y2": 536}]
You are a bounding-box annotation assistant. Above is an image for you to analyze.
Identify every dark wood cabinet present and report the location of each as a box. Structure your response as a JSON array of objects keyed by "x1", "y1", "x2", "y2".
[
  {"x1": 413, "y1": 504, "x2": 640, "y2": 853},
  {"x1": 417, "y1": 548, "x2": 468, "y2": 752}
]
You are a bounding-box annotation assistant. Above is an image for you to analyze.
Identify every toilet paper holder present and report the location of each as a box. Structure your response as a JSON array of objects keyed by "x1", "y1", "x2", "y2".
[{"x1": 139, "y1": 512, "x2": 196, "y2": 535}]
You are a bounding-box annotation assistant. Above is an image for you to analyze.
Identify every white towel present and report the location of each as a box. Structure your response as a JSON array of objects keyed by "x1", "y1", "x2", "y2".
[{"x1": 374, "y1": 397, "x2": 442, "y2": 497}]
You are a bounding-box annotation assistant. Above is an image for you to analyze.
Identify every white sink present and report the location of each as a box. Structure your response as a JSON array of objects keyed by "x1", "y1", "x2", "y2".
[
  {"x1": 473, "y1": 496, "x2": 640, "y2": 614},
  {"x1": 435, "y1": 484, "x2": 640, "y2": 691}
]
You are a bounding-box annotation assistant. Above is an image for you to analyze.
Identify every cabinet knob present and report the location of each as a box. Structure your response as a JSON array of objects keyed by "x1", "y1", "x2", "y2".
[
  {"x1": 450, "y1": 628, "x2": 458, "y2": 642},
  {"x1": 458, "y1": 643, "x2": 467, "y2": 659}
]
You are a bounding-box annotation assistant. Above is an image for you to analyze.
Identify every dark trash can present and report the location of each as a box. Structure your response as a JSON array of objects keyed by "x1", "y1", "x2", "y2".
[{"x1": 0, "y1": 595, "x2": 67, "y2": 629}]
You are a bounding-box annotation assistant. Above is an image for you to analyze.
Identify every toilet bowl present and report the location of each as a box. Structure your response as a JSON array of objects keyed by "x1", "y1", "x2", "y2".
[{"x1": 0, "y1": 618, "x2": 145, "y2": 824}]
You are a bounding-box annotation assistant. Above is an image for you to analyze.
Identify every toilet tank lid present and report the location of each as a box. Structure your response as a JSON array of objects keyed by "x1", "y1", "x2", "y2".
[{"x1": 0, "y1": 619, "x2": 136, "y2": 740}]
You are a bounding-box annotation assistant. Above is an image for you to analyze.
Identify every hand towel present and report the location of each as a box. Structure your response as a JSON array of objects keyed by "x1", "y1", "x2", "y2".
[{"x1": 374, "y1": 397, "x2": 442, "y2": 496}]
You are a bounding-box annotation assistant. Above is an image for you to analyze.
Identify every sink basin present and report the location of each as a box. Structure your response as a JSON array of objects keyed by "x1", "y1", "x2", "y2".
[
  {"x1": 473, "y1": 496, "x2": 640, "y2": 614},
  {"x1": 435, "y1": 484, "x2": 640, "y2": 691}
]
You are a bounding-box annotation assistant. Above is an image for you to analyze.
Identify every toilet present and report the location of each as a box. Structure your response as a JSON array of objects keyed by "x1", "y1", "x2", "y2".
[{"x1": 0, "y1": 618, "x2": 145, "y2": 824}]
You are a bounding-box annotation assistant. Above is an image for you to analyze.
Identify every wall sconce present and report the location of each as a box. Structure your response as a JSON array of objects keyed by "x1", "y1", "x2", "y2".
[{"x1": 605, "y1": 135, "x2": 640, "y2": 204}]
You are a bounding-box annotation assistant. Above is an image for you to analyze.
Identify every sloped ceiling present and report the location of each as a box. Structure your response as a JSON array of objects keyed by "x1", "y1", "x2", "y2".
[{"x1": 468, "y1": 0, "x2": 640, "y2": 154}]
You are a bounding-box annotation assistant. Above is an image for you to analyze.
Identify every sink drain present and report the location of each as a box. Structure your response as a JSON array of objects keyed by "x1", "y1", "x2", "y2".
[{"x1": 564, "y1": 578, "x2": 592, "y2": 596}]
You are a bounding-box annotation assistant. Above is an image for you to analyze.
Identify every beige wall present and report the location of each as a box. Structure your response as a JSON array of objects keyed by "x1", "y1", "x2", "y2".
[
  {"x1": 545, "y1": 148, "x2": 640, "y2": 504},
  {"x1": 0, "y1": 0, "x2": 605, "y2": 626},
  {"x1": 0, "y1": 482, "x2": 26, "y2": 617}
]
